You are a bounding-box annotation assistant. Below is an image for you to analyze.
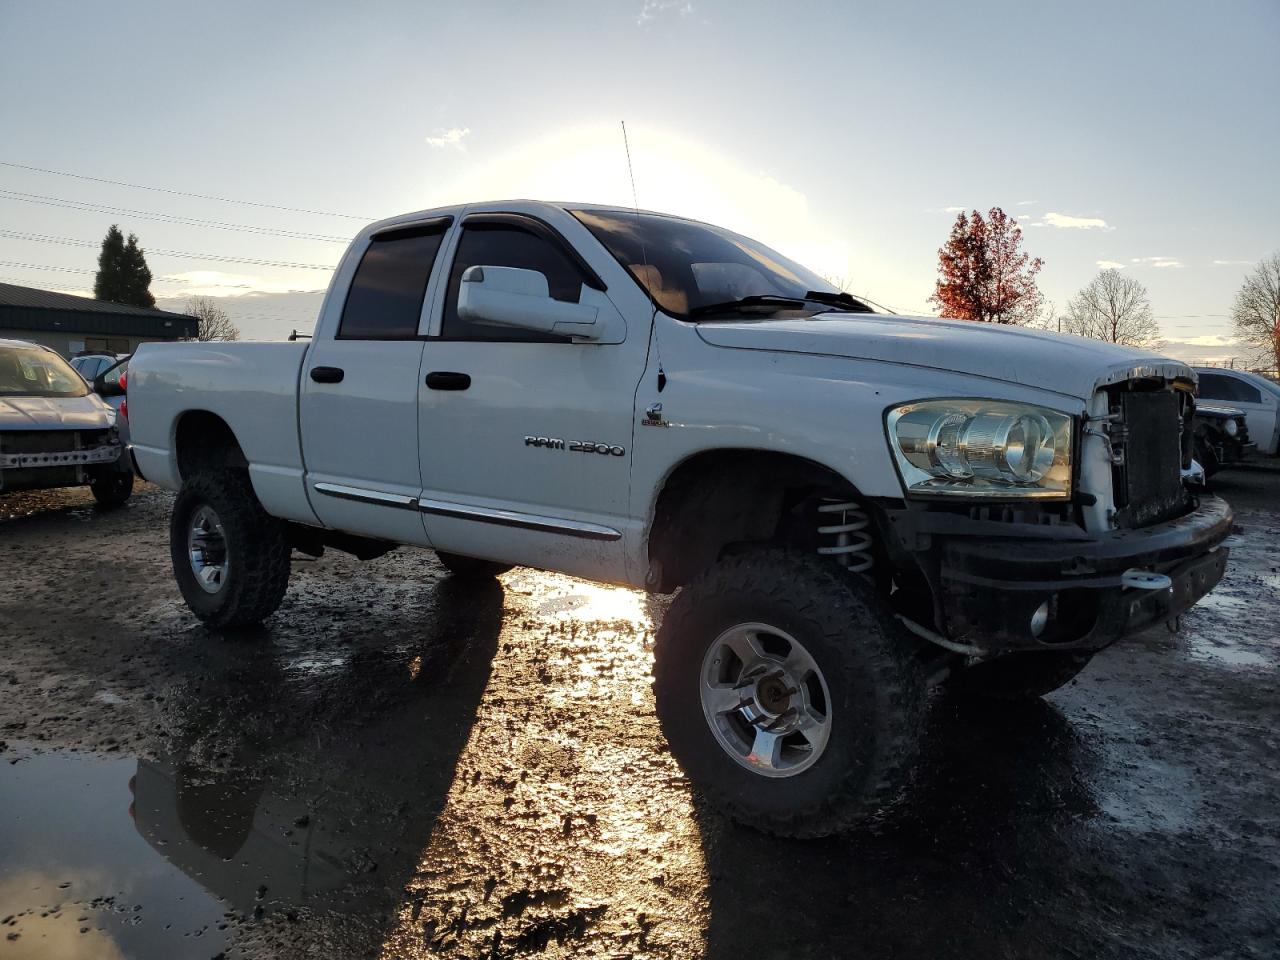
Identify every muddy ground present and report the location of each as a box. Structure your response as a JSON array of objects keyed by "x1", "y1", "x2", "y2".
[{"x1": 0, "y1": 467, "x2": 1277, "y2": 960}]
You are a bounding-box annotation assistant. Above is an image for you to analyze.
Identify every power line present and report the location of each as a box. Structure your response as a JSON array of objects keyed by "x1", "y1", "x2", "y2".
[
  {"x1": 0, "y1": 159, "x2": 376, "y2": 220},
  {"x1": 0, "y1": 261, "x2": 194, "y2": 284},
  {"x1": 0, "y1": 261, "x2": 191, "y2": 282},
  {"x1": 0, "y1": 229, "x2": 336, "y2": 271},
  {"x1": 0, "y1": 190, "x2": 350, "y2": 243}
]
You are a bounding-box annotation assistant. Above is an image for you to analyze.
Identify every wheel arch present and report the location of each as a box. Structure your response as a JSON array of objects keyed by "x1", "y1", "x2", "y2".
[
  {"x1": 644, "y1": 448, "x2": 871, "y2": 592},
  {"x1": 173, "y1": 409, "x2": 249, "y2": 481}
]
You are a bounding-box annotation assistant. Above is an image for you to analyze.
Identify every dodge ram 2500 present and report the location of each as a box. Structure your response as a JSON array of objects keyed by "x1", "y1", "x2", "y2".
[{"x1": 128, "y1": 200, "x2": 1233, "y2": 836}]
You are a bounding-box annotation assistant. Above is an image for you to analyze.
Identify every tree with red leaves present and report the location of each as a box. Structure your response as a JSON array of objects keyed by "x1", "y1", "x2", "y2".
[{"x1": 930, "y1": 208, "x2": 1044, "y2": 325}]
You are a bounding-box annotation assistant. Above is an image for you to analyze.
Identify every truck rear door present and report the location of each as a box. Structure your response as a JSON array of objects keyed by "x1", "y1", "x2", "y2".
[{"x1": 299, "y1": 219, "x2": 451, "y2": 546}]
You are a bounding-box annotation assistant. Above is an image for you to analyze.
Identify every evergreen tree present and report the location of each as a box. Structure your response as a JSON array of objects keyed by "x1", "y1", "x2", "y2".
[
  {"x1": 94, "y1": 224, "x2": 155, "y2": 308},
  {"x1": 94, "y1": 225, "x2": 127, "y2": 302}
]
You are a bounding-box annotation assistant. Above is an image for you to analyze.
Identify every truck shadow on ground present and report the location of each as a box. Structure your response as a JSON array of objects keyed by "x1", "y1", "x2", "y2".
[
  {"x1": 141, "y1": 599, "x2": 1104, "y2": 960},
  {"x1": 696, "y1": 696, "x2": 1102, "y2": 960},
  {"x1": 130, "y1": 576, "x2": 505, "y2": 957}
]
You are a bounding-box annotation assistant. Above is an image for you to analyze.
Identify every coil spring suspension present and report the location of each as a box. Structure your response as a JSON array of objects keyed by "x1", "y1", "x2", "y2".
[{"x1": 816, "y1": 498, "x2": 873, "y2": 572}]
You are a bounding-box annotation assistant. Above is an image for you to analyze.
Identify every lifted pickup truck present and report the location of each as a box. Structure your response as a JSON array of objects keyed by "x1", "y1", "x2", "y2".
[{"x1": 129, "y1": 200, "x2": 1232, "y2": 836}]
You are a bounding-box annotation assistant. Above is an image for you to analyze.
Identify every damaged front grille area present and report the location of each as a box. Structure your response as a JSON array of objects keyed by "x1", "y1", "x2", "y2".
[
  {"x1": 1106, "y1": 385, "x2": 1193, "y2": 528},
  {"x1": 0, "y1": 428, "x2": 109, "y2": 454},
  {"x1": 0, "y1": 429, "x2": 118, "y2": 470}
]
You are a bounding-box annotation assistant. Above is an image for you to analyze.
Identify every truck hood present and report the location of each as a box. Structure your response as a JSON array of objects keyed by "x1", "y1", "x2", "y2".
[
  {"x1": 695, "y1": 313, "x2": 1192, "y2": 402},
  {"x1": 0, "y1": 394, "x2": 115, "y2": 431}
]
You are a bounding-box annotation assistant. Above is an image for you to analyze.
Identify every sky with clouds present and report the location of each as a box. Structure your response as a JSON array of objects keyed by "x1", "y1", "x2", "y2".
[{"x1": 0, "y1": 0, "x2": 1276, "y2": 361}]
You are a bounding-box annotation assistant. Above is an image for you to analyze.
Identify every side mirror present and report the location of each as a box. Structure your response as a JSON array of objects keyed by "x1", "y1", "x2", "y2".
[
  {"x1": 94, "y1": 373, "x2": 123, "y2": 398},
  {"x1": 457, "y1": 265, "x2": 601, "y2": 341}
]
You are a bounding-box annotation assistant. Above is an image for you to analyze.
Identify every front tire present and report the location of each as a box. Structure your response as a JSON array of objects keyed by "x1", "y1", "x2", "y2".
[
  {"x1": 653, "y1": 549, "x2": 927, "y2": 837},
  {"x1": 950, "y1": 651, "x2": 1094, "y2": 700},
  {"x1": 90, "y1": 469, "x2": 134, "y2": 507},
  {"x1": 170, "y1": 470, "x2": 291, "y2": 629}
]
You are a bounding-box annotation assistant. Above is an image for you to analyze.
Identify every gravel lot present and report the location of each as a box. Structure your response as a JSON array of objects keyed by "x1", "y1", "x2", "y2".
[{"x1": 1, "y1": 467, "x2": 1277, "y2": 959}]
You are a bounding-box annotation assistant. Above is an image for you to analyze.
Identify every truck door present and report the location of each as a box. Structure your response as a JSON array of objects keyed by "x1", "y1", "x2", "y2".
[
  {"x1": 300, "y1": 220, "x2": 451, "y2": 546},
  {"x1": 416, "y1": 212, "x2": 649, "y2": 584}
]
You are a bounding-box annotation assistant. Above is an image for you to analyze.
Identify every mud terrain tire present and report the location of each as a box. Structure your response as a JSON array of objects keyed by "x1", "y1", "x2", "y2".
[
  {"x1": 653, "y1": 549, "x2": 927, "y2": 837},
  {"x1": 170, "y1": 470, "x2": 291, "y2": 629},
  {"x1": 951, "y1": 651, "x2": 1093, "y2": 700},
  {"x1": 435, "y1": 551, "x2": 513, "y2": 580}
]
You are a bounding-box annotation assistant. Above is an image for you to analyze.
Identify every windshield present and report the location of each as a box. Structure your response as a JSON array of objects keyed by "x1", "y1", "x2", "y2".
[
  {"x1": 572, "y1": 209, "x2": 862, "y2": 319},
  {"x1": 0, "y1": 345, "x2": 90, "y2": 398}
]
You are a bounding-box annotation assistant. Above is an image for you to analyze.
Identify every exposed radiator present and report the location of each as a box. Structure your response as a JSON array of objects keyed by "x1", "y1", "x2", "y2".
[{"x1": 1111, "y1": 390, "x2": 1188, "y2": 528}]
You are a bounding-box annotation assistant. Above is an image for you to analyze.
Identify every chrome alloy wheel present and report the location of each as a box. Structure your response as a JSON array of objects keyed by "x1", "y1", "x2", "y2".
[
  {"x1": 188, "y1": 504, "x2": 230, "y2": 594},
  {"x1": 699, "y1": 622, "x2": 833, "y2": 778}
]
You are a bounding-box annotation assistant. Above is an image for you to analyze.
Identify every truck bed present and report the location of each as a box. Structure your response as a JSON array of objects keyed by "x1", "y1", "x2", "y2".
[{"x1": 128, "y1": 341, "x2": 318, "y2": 524}]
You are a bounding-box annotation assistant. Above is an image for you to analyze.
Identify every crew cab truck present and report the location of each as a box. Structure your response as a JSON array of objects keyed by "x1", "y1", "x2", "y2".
[{"x1": 128, "y1": 201, "x2": 1233, "y2": 837}]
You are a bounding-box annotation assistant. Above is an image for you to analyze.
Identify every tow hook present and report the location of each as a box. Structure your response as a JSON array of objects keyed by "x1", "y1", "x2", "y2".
[{"x1": 1120, "y1": 569, "x2": 1173, "y2": 590}]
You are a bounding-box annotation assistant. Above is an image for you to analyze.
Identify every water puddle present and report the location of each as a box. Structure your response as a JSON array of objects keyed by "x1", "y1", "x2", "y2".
[
  {"x1": 1187, "y1": 637, "x2": 1272, "y2": 668},
  {"x1": 0, "y1": 747, "x2": 230, "y2": 959}
]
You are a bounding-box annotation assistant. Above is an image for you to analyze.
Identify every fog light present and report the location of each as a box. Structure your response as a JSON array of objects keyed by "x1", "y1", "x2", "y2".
[{"x1": 1030, "y1": 600, "x2": 1051, "y2": 638}]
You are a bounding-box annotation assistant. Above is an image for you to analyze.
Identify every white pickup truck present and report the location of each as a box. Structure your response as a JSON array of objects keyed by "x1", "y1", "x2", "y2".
[{"x1": 129, "y1": 200, "x2": 1233, "y2": 836}]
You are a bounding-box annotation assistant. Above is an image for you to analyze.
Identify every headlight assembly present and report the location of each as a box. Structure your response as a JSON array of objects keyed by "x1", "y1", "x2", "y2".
[
  {"x1": 1224, "y1": 418, "x2": 1239, "y2": 437},
  {"x1": 886, "y1": 399, "x2": 1073, "y2": 499}
]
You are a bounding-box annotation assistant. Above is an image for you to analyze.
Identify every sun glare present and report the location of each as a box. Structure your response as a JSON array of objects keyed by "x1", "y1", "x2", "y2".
[
  {"x1": 416, "y1": 124, "x2": 855, "y2": 284},
  {"x1": 378, "y1": 571, "x2": 707, "y2": 958}
]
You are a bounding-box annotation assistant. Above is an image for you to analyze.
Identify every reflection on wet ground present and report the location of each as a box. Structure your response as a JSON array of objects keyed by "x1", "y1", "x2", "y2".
[
  {"x1": 0, "y1": 750, "x2": 229, "y2": 959},
  {"x1": 1, "y1": 479, "x2": 1278, "y2": 958}
]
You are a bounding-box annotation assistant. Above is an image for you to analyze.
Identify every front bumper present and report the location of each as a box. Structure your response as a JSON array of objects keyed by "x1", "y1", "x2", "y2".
[
  {"x1": 887, "y1": 496, "x2": 1234, "y2": 655},
  {"x1": 0, "y1": 443, "x2": 121, "y2": 469},
  {"x1": 1227, "y1": 440, "x2": 1258, "y2": 463}
]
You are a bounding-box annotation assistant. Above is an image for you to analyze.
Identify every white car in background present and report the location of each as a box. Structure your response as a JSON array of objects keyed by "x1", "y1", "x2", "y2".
[{"x1": 1194, "y1": 368, "x2": 1280, "y2": 456}]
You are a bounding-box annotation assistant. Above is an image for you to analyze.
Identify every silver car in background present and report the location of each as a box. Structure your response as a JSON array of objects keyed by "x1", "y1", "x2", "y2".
[
  {"x1": 0, "y1": 338, "x2": 134, "y2": 506},
  {"x1": 1194, "y1": 367, "x2": 1280, "y2": 456}
]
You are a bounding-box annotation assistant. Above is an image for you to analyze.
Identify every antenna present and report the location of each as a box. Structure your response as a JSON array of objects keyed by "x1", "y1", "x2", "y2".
[
  {"x1": 621, "y1": 120, "x2": 640, "y2": 211},
  {"x1": 619, "y1": 120, "x2": 651, "y2": 278},
  {"x1": 620, "y1": 121, "x2": 663, "y2": 382}
]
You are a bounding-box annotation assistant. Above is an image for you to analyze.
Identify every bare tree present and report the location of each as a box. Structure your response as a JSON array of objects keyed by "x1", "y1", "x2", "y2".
[
  {"x1": 1230, "y1": 252, "x2": 1280, "y2": 372},
  {"x1": 185, "y1": 296, "x2": 241, "y2": 342},
  {"x1": 1063, "y1": 270, "x2": 1160, "y2": 348}
]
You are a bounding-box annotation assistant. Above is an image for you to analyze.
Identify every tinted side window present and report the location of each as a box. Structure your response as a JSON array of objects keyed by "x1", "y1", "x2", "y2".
[
  {"x1": 1231, "y1": 379, "x2": 1262, "y2": 404},
  {"x1": 338, "y1": 226, "x2": 445, "y2": 339},
  {"x1": 441, "y1": 225, "x2": 585, "y2": 341},
  {"x1": 1200, "y1": 373, "x2": 1261, "y2": 404},
  {"x1": 1198, "y1": 374, "x2": 1228, "y2": 401}
]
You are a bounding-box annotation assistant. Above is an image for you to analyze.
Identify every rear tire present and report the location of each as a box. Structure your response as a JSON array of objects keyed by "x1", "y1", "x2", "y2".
[
  {"x1": 90, "y1": 469, "x2": 134, "y2": 507},
  {"x1": 950, "y1": 651, "x2": 1093, "y2": 701},
  {"x1": 170, "y1": 470, "x2": 291, "y2": 629},
  {"x1": 435, "y1": 551, "x2": 513, "y2": 580},
  {"x1": 653, "y1": 549, "x2": 927, "y2": 837}
]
